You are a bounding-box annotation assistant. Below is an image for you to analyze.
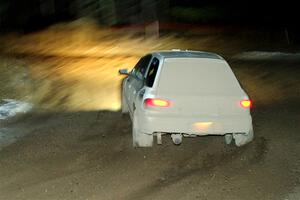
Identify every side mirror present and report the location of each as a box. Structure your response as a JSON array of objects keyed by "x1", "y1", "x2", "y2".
[{"x1": 119, "y1": 69, "x2": 129, "y2": 75}]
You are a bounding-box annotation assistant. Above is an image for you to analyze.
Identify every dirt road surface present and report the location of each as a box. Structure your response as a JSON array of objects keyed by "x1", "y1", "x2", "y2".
[{"x1": 0, "y1": 57, "x2": 299, "y2": 200}]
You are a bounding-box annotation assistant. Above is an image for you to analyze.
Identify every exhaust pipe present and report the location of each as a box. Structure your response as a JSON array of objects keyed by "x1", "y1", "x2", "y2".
[{"x1": 171, "y1": 134, "x2": 182, "y2": 145}]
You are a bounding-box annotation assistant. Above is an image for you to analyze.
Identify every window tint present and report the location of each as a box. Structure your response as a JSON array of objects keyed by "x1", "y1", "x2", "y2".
[
  {"x1": 145, "y1": 57, "x2": 159, "y2": 87},
  {"x1": 132, "y1": 55, "x2": 152, "y2": 80}
]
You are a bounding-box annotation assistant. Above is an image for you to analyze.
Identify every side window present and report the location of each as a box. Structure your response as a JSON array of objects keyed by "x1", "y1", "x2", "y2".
[
  {"x1": 132, "y1": 55, "x2": 152, "y2": 80},
  {"x1": 145, "y1": 57, "x2": 159, "y2": 87}
]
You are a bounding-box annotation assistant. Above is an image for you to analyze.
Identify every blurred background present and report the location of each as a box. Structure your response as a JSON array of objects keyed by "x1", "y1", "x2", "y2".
[
  {"x1": 0, "y1": 0, "x2": 299, "y2": 112},
  {"x1": 0, "y1": 0, "x2": 299, "y2": 32}
]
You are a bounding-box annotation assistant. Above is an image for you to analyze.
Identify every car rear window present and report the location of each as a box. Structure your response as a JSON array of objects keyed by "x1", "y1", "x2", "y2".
[
  {"x1": 132, "y1": 54, "x2": 152, "y2": 80},
  {"x1": 145, "y1": 57, "x2": 159, "y2": 87},
  {"x1": 157, "y1": 58, "x2": 241, "y2": 94}
]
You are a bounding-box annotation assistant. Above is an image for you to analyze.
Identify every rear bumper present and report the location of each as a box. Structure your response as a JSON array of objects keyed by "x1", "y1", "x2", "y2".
[{"x1": 137, "y1": 112, "x2": 252, "y2": 135}]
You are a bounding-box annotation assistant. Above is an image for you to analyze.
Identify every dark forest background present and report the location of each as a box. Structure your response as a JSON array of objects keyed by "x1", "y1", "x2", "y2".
[{"x1": 0, "y1": 0, "x2": 299, "y2": 37}]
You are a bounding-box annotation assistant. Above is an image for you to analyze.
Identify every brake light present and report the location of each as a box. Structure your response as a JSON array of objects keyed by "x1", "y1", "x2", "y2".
[
  {"x1": 144, "y1": 98, "x2": 171, "y2": 108},
  {"x1": 240, "y1": 100, "x2": 252, "y2": 108}
]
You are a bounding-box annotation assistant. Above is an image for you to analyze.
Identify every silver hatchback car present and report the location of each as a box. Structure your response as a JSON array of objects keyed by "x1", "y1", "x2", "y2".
[{"x1": 119, "y1": 50, "x2": 253, "y2": 147}]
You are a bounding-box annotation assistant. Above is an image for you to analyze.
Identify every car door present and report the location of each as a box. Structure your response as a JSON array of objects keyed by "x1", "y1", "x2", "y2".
[
  {"x1": 127, "y1": 55, "x2": 152, "y2": 114},
  {"x1": 123, "y1": 59, "x2": 144, "y2": 110}
]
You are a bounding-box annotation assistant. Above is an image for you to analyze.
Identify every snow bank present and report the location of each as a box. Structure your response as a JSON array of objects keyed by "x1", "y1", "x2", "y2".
[
  {"x1": 234, "y1": 51, "x2": 300, "y2": 61},
  {"x1": 0, "y1": 99, "x2": 33, "y2": 150},
  {"x1": 0, "y1": 99, "x2": 33, "y2": 120}
]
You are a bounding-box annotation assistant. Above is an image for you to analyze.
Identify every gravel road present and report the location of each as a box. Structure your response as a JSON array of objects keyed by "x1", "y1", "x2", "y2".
[{"x1": 0, "y1": 58, "x2": 299, "y2": 200}]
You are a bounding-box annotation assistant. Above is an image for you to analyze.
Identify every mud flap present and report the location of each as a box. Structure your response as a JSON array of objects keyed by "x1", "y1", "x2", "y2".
[
  {"x1": 132, "y1": 112, "x2": 153, "y2": 147},
  {"x1": 233, "y1": 127, "x2": 254, "y2": 147},
  {"x1": 133, "y1": 132, "x2": 153, "y2": 147}
]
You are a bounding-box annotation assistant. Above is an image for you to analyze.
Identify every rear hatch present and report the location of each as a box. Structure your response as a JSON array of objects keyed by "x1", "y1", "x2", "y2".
[{"x1": 155, "y1": 58, "x2": 248, "y2": 116}]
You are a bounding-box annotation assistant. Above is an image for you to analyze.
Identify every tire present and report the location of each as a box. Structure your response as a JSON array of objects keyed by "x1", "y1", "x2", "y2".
[
  {"x1": 233, "y1": 126, "x2": 254, "y2": 147},
  {"x1": 132, "y1": 111, "x2": 153, "y2": 147}
]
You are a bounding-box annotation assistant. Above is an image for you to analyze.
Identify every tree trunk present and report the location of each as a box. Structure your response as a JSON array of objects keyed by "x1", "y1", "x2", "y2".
[
  {"x1": 98, "y1": 0, "x2": 117, "y2": 25},
  {"x1": 141, "y1": 0, "x2": 159, "y2": 38}
]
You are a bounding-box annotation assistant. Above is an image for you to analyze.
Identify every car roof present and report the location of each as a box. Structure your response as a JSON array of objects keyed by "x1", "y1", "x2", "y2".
[{"x1": 153, "y1": 50, "x2": 224, "y2": 60}]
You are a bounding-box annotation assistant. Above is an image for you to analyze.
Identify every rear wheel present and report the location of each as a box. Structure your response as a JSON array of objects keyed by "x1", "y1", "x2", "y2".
[{"x1": 132, "y1": 111, "x2": 153, "y2": 147}]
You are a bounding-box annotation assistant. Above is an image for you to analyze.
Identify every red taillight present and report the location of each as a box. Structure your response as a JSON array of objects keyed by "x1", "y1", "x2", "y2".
[
  {"x1": 144, "y1": 98, "x2": 171, "y2": 108},
  {"x1": 240, "y1": 100, "x2": 252, "y2": 108}
]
